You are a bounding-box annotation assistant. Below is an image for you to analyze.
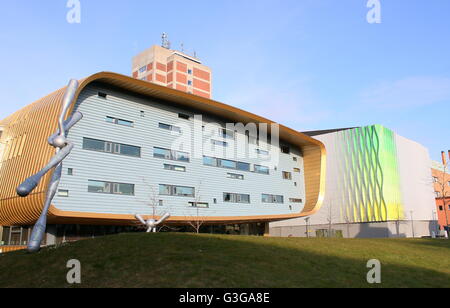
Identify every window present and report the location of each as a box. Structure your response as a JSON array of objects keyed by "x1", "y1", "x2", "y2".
[
  {"x1": 98, "y1": 92, "x2": 107, "y2": 99},
  {"x1": 154, "y1": 147, "x2": 190, "y2": 162},
  {"x1": 293, "y1": 168, "x2": 301, "y2": 173},
  {"x1": 139, "y1": 66, "x2": 147, "y2": 73},
  {"x1": 140, "y1": 111, "x2": 145, "y2": 117},
  {"x1": 435, "y1": 191, "x2": 442, "y2": 198},
  {"x1": 256, "y1": 149, "x2": 269, "y2": 156},
  {"x1": 106, "y1": 116, "x2": 134, "y2": 127},
  {"x1": 212, "y1": 140, "x2": 228, "y2": 147},
  {"x1": 68, "y1": 168, "x2": 73, "y2": 176},
  {"x1": 188, "y1": 69, "x2": 192, "y2": 75},
  {"x1": 223, "y1": 193, "x2": 250, "y2": 204},
  {"x1": 164, "y1": 164, "x2": 186, "y2": 172},
  {"x1": 281, "y1": 146, "x2": 290, "y2": 154},
  {"x1": 220, "y1": 128, "x2": 234, "y2": 139},
  {"x1": 236, "y1": 162, "x2": 251, "y2": 172},
  {"x1": 227, "y1": 173, "x2": 244, "y2": 180},
  {"x1": 203, "y1": 156, "x2": 218, "y2": 167},
  {"x1": 439, "y1": 206, "x2": 443, "y2": 211},
  {"x1": 83, "y1": 138, "x2": 141, "y2": 157},
  {"x1": 254, "y1": 165, "x2": 270, "y2": 175},
  {"x1": 178, "y1": 113, "x2": 190, "y2": 120},
  {"x1": 187, "y1": 80, "x2": 192, "y2": 86},
  {"x1": 220, "y1": 159, "x2": 237, "y2": 169},
  {"x1": 159, "y1": 184, "x2": 195, "y2": 197},
  {"x1": 159, "y1": 123, "x2": 181, "y2": 133},
  {"x1": 283, "y1": 172, "x2": 292, "y2": 180},
  {"x1": 58, "y1": 189, "x2": 69, "y2": 197},
  {"x1": 433, "y1": 177, "x2": 438, "y2": 183},
  {"x1": 88, "y1": 180, "x2": 135, "y2": 196},
  {"x1": 293, "y1": 157, "x2": 298, "y2": 162},
  {"x1": 203, "y1": 156, "x2": 250, "y2": 172},
  {"x1": 289, "y1": 198, "x2": 303, "y2": 203},
  {"x1": 189, "y1": 202, "x2": 209, "y2": 208},
  {"x1": 113, "y1": 183, "x2": 135, "y2": 195},
  {"x1": 262, "y1": 194, "x2": 284, "y2": 204}
]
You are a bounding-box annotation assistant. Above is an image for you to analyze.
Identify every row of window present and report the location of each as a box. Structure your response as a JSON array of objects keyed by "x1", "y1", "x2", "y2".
[
  {"x1": 98, "y1": 92, "x2": 299, "y2": 159},
  {"x1": 203, "y1": 156, "x2": 270, "y2": 175},
  {"x1": 88, "y1": 180, "x2": 135, "y2": 195},
  {"x1": 80, "y1": 180, "x2": 302, "y2": 205},
  {"x1": 83, "y1": 139, "x2": 300, "y2": 179},
  {"x1": 83, "y1": 138, "x2": 141, "y2": 157}
]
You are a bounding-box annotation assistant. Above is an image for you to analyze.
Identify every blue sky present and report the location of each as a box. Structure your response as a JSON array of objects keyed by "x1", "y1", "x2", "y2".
[{"x1": 0, "y1": 0, "x2": 449, "y2": 161}]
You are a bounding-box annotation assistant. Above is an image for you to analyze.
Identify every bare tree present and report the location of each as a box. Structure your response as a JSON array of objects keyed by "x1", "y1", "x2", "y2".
[
  {"x1": 326, "y1": 201, "x2": 337, "y2": 238},
  {"x1": 343, "y1": 209, "x2": 352, "y2": 238},
  {"x1": 140, "y1": 178, "x2": 172, "y2": 232},
  {"x1": 185, "y1": 181, "x2": 206, "y2": 234}
]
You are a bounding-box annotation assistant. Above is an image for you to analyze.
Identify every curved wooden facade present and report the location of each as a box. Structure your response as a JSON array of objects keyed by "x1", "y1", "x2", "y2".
[{"x1": 0, "y1": 72, "x2": 326, "y2": 226}]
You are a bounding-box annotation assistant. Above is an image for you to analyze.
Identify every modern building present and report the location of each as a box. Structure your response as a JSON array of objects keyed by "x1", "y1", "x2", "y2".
[
  {"x1": 431, "y1": 159, "x2": 450, "y2": 233},
  {"x1": 0, "y1": 72, "x2": 325, "y2": 248},
  {"x1": 132, "y1": 45, "x2": 212, "y2": 99},
  {"x1": 270, "y1": 125, "x2": 437, "y2": 238}
]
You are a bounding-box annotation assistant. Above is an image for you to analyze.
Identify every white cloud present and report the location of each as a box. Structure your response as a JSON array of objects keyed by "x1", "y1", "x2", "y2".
[{"x1": 360, "y1": 76, "x2": 450, "y2": 109}]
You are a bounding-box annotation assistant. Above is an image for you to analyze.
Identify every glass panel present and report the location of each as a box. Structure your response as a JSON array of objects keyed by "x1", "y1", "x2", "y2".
[
  {"x1": 262, "y1": 194, "x2": 271, "y2": 203},
  {"x1": 175, "y1": 151, "x2": 190, "y2": 162},
  {"x1": 120, "y1": 144, "x2": 141, "y2": 157},
  {"x1": 58, "y1": 190, "x2": 69, "y2": 197},
  {"x1": 159, "y1": 123, "x2": 171, "y2": 130},
  {"x1": 220, "y1": 129, "x2": 234, "y2": 139},
  {"x1": 275, "y1": 195, "x2": 284, "y2": 203},
  {"x1": 117, "y1": 119, "x2": 133, "y2": 127},
  {"x1": 220, "y1": 159, "x2": 236, "y2": 169},
  {"x1": 116, "y1": 183, "x2": 134, "y2": 195},
  {"x1": 105, "y1": 142, "x2": 113, "y2": 153},
  {"x1": 236, "y1": 162, "x2": 250, "y2": 171},
  {"x1": 203, "y1": 156, "x2": 217, "y2": 167},
  {"x1": 223, "y1": 193, "x2": 232, "y2": 202},
  {"x1": 174, "y1": 186, "x2": 195, "y2": 197},
  {"x1": 238, "y1": 194, "x2": 250, "y2": 203},
  {"x1": 83, "y1": 138, "x2": 105, "y2": 152},
  {"x1": 88, "y1": 180, "x2": 111, "y2": 193},
  {"x1": 255, "y1": 165, "x2": 269, "y2": 175},
  {"x1": 159, "y1": 184, "x2": 171, "y2": 195},
  {"x1": 173, "y1": 165, "x2": 186, "y2": 172},
  {"x1": 154, "y1": 147, "x2": 171, "y2": 159},
  {"x1": 105, "y1": 116, "x2": 115, "y2": 123}
]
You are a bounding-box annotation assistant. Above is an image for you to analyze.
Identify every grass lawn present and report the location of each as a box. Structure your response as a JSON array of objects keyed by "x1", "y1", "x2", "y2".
[{"x1": 0, "y1": 233, "x2": 449, "y2": 288}]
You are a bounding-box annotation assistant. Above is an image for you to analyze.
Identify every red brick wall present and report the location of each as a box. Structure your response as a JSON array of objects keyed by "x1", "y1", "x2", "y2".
[
  {"x1": 155, "y1": 73, "x2": 166, "y2": 83},
  {"x1": 167, "y1": 61, "x2": 174, "y2": 72},
  {"x1": 167, "y1": 72, "x2": 173, "y2": 83},
  {"x1": 193, "y1": 68, "x2": 210, "y2": 81},
  {"x1": 176, "y1": 84, "x2": 187, "y2": 92},
  {"x1": 156, "y1": 62, "x2": 167, "y2": 72},
  {"x1": 147, "y1": 63, "x2": 153, "y2": 71},
  {"x1": 133, "y1": 71, "x2": 138, "y2": 78},
  {"x1": 177, "y1": 62, "x2": 187, "y2": 73},
  {"x1": 146, "y1": 74, "x2": 153, "y2": 82},
  {"x1": 176, "y1": 73, "x2": 187, "y2": 84},
  {"x1": 193, "y1": 78, "x2": 210, "y2": 92},
  {"x1": 193, "y1": 89, "x2": 210, "y2": 98}
]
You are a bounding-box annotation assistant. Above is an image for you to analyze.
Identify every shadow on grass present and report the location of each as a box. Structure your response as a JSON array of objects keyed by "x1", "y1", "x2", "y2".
[{"x1": 0, "y1": 233, "x2": 449, "y2": 288}]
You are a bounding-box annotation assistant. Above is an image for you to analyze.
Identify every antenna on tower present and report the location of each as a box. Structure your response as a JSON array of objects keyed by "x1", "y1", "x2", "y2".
[
  {"x1": 181, "y1": 42, "x2": 184, "y2": 53},
  {"x1": 161, "y1": 33, "x2": 171, "y2": 49}
]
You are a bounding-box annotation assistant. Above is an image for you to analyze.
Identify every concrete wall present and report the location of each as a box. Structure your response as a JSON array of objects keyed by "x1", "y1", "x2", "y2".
[{"x1": 270, "y1": 220, "x2": 439, "y2": 238}]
